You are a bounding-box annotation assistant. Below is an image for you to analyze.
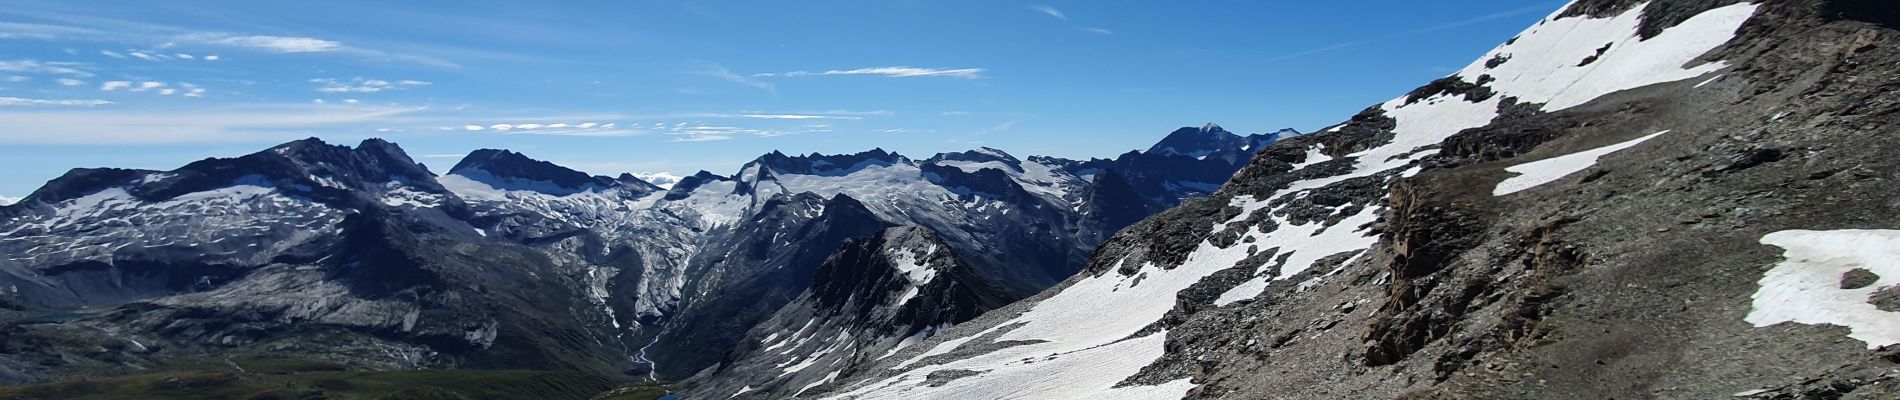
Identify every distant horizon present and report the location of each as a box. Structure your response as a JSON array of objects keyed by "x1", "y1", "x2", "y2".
[
  {"x1": 10, "y1": 122, "x2": 1298, "y2": 187},
  {"x1": 0, "y1": 0, "x2": 1565, "y2": 197}
]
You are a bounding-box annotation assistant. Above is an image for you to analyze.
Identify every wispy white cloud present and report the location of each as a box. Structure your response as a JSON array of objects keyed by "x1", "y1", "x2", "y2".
[
  {"x1": 177, "y1": 33, "x2": 342, "y2": 53},
  {"x1": 1029, "y1": 5, "x2": 1066, "y2": 20},
  {"x1": 1025, "y1": 5, "x2": 1114, "y2": 37},
  {"x1": 0, "y1": 96, "x2": 111, "y2": 106},
  {"x1": 0, "y1": 103, "x2": 423, "y2": 144},
  {"x1": 311, "y1": 77, "x2": 432, "y2": 93},
  {"x1": 670, "y1": 133, "x2": 732, "y2": 142},
  {"x1": 758, "y1": 66, "x2": 987, "y2": 79},
  {"x1": 630, "y1": 172, "x2": 682, "y2": 189},
  {"x1": 179, "y1": 82, "x2": 205, "y2": 97},
  {"x1": 736, "y1": 114, "x2": 861, "y2": 120},
  {"x1": 0, "y1": 59, "x2": 93, "y2": 77},
  {"x1": 461, "y1": 120, "x2": 639, "y2": 137},
  {"x1": 663, "y1": 123, "x2": 830, "y2": 141},
  {"x1": 461, "y1": 118, "x2": 832, "y2": 141},
  {"x1": 56, "y1": 78, "x2": 83, "y2": 86},
  {"x1": 130, "y1": 81, "x2": 165, "y2": 92},
  {"x1": 100, "y1": 48, "x2": 216, "y2": 63},
  {"x1": 698, "y1": 63, "x2": 776, "y2": 95},
  {"x1": 0, "y1": 21, "x2": 101, "y2": 40},
  {"x1": 95, "y1": 79, "x2": 206, "y2": 97},
  {"x1": 4, "y1": 9, "x2": 452, "y2": 68}
]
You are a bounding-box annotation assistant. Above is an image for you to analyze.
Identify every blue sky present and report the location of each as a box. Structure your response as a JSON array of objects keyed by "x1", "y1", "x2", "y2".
[{"x1": 0, "y1": 0, "x2": 1564, "y2": 197}]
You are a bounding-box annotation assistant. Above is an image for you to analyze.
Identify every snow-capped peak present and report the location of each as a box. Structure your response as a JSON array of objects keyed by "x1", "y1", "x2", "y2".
[{"x1": 446, "y1": 149, "x2": 659, "y2": 196}]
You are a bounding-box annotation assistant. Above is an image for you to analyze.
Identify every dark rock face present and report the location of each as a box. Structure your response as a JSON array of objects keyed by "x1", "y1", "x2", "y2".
[
  {"x1": 147, "y1": 138, "x2": 457, "y2": 209},
  {"x1": 7, "y1": 168, "x2": 153, "y2": 207},
  {"x1": 1559, "y1": 0, "x2": 1749, "y2": 39},
  {"x1": 804, "y1": 227, "x2": 1012, "y2": 336},
  {"x1": 1405, "y1": 76, "x2": 1497, "y2": 105},
  {"x1": 922, "y1": 148, "x2": 1022, "y2": 172},
  {"x1": 682, "y1": 227, "x2": 1011, "y2": 399},
  {"x1": 749, "y1": 149, "x2": 906, "y2": 177},
  {"x1": 647, "y1": 194, "x2": 897, "y2": 378},
  {"x1": 662, "y1": 170, "x2": 731, "y2": 200},
  {"x1": 449, "y1": 149, "x2": 658, "y2": 195},
  {"x1": 1115, "y1": 124, "x2": 1303, "y2": 206}
]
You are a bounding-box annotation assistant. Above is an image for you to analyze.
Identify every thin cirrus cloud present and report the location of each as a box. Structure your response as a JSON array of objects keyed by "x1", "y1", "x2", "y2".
[
  {"x1": 735, "y1": 114, "x2": 861, "y2": 120},
  {"x1": 0, "y1": 59, "x2": 93, "y2": 77},
  {"x1": 98, "y1": 80, "x2": 206, "y2": 97},
  {"x1": 756, "y1": 67, "x2": 987, "y2": 79},
  {"x1": 698, "y1": 63, "x2": 777, "y2": 95},
  {"x1": 174, "y1": 33, "x2": 342, "y2": 53},
  {"x1": 1027, "y1": 4, "x2": 1114, "y2": 36},
  {"x1": 311, "y1": 77, "x2": 431, "y2": 93},
  {"x1": 0, "y1": 96, "x2": 111, "y2": 106},
  {"x1": 0, "y1": 103, "x2": 424, "y2": 144},
  {"x1": 456, "y1": 115, "x2": 839, "y2": 142},
  {"x1": 105, "y1": 49, "x2": 219, "y2": 62},
  {"x1": 461, "y1": 122, "x2": 640, "y2": 137},
  {"x1": 1, "y1": 8, "x2": 448, "y2": 67},
  {"x1": 1029, "y1": 5, "x2": 1066, "y2": 20}
]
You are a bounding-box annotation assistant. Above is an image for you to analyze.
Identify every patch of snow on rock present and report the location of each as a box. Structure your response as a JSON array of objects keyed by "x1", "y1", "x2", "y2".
[
  {"x1": 1457, "y1": 2, "x2": 1758, "y2": 111},
  {"x1": 1492, "y1": 131, "x2": 1667, "y2": 196},
  {"x1": 1747, "y1": 229, "x2": 1900, "y2": 349}
]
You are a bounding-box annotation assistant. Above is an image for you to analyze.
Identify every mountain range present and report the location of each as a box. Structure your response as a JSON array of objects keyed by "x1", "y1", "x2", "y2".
[{"x1": 0, "y1": 122, "x2": 1295, "y2": 384}]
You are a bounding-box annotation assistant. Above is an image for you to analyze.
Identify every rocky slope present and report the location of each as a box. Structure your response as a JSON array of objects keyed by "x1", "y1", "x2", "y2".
[
  {"x1": 682, "y1": 227, "x2": 1012, "y2": 398},
  {"x1": 804, "y1": 1, "x2": 1900, "y2": 398}
]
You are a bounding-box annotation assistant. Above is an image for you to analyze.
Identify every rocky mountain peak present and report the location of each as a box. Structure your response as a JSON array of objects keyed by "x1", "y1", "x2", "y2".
[
  {"x1": 745, "y1": 148, "x2": 908, "y2": 177},
  {"x1": 662, "y1": 170, "x2": 731, "y2": 200},
  {"x1": 809, "y1": 226, "x2": 966, "y2": 311},
  {"x1": 1147, "y1": 123, "x2": 1245, "y2": 158},
  {"x1": 923, "y1": 147, "x2": 1024, "y2": 172}
]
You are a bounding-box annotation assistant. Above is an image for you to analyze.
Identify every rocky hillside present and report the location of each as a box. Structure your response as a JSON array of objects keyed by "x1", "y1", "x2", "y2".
[
  {"x1": 801, "y1": 1, "x2": 1900, "y2": 398},
  {"x1": 682, "y1": 227, "x2": 1012, "y2": 398}
]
